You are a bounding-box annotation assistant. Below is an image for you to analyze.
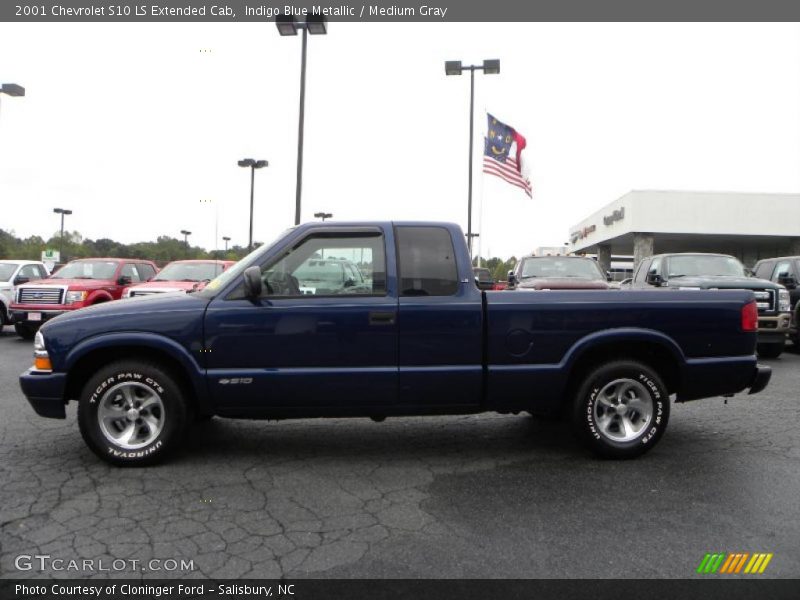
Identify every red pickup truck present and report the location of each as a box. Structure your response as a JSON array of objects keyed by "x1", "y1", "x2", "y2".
[{"x1": 10, "y1": 258, "x2": 158, "y2": 339}]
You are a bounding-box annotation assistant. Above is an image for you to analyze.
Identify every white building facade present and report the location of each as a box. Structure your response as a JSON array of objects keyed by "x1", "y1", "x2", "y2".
[{"x1": 569, "y1": 190, "x2": 800, "y2": 272}]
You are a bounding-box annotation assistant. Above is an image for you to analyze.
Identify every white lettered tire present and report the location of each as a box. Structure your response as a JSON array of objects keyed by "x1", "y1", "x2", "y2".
[
  {"x1": 572, "y1": 360, "x2": 670, "y2": 459},
  {"x1": 78, "y1": 360, "x2": 189, "y2": 466}
]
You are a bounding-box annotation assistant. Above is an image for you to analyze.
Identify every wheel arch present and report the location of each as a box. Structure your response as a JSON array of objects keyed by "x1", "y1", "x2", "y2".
[
  {"x1": 562, "y1": 329, "x2": 685, "y2": 403},
  {"x1": 63, "y1": 334, "x2": 210, "y2": 415}
]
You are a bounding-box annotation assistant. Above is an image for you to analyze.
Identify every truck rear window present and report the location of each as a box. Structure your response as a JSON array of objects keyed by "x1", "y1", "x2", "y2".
[{"x1": 396, "y1": 226, "x2": 458, "y2": 296}]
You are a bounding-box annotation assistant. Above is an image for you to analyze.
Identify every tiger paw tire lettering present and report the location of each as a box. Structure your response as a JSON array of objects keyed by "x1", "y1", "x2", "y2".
[
  {"x1": 572, "y1": 360, "x2": 670, "y2": 459},
  {"x1": 78, "y1": 361, "x2": 189, "y2": 466}
]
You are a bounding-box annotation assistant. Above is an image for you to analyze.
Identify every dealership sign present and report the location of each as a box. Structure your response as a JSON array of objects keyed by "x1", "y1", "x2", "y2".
[
  {"x1": 603, "y1": 207, "x2": 625, "y2": 226},
  {"x1": 569, "y1": 225, "x2": 596, "y2": 244}
]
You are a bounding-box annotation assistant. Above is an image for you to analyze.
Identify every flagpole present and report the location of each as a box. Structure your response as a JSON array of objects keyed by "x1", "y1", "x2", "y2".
[{"x1": 477, "y1": 110, "x2": 486, "y2": 269}]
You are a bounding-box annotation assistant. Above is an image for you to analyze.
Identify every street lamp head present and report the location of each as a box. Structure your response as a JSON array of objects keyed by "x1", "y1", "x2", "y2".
[
  {"x1": 306, "y1": 14, "x2": 327, "y2": 35},
  {"x1": 238, "y1": 158, "x2": 255, "y2": 168},
  {"x1": 253, "y1": 160, "x2": 269, "y2": 169},
  {"x1": 53, "y1": 207, "x2": 72, "y2": 215},
  {"x1": 482, "y1": 59, "x2": 500, "y2": 74},
  {"x1": 0, "y1": 83, "x2": 25, "y2": 97},
  {"x1": 276, "y1": 14, "x2": 298, "y2": 36},
  {"x1": 314, "y1": 212, "x2": 333, "y2": 220},
  {"x1": 222, "y1": 236, "x2": 231, "y2": 241},
  {"x1": 180, "y1": 230, "x2": 192, "y2": 236},
  {"x1": 445, "y1": 61, "x2": 463, "y2": 76}
]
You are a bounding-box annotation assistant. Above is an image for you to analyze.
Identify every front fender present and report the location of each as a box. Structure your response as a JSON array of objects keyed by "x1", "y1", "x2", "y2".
[
  {"x1": 62, "y1": 332, "x2": 209, "y2": 411},
  {"x1": 86, "y1": 290, "x2": 114, "y2": 304}
]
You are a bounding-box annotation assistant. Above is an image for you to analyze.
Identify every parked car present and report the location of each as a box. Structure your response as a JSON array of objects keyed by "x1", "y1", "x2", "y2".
[
  {"x1": 628, "y1": 253, "x2": 791, "y2": 358},
  {"x1": 753, "y1": 256, "x2": 800, "y2": 345},
  {"x1": 473, "y1": 267, "x2": 495, "y2": 290},
  {"x1": 19, "y1": 221, "x2": 771, "y2": 466},
  {"x1": 9, "y1": 258, "x2": 158, "y2": 339},
  {"x1": 290, "y1": 257, "x2": 371, "y2": 295},
  {"x1": 0, "y1": 260, "x2": 49, "y2": 327},
  {"x1": 123, "y1": 260, "x2": 235, "y2": 298},
  {"x1": 508, "y1": 255, "x2": 611, "y2": 290}
]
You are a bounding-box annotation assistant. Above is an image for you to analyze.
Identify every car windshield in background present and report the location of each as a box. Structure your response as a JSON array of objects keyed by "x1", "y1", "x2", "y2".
[
  {"x1": 668, "y1": 255, "x2": 745, "y2": 277},
  {"x1": 0, "y1": 264, "x2": 17, "y2": 281},
  {"x1": 52, "y1": 261, "x2": 118, "y2": 280},
  {"x1": 154, "y1": 262, "x2": 226, "y2": 282},
  {"x1": 520, "y1": 257, "x2": 603, "y2": 280}
]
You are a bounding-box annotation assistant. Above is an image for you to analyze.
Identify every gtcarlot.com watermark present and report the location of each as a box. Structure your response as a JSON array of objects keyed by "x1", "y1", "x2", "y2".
[{"x1": 15, "y1": 554, "x2": 195, "y2": 573}]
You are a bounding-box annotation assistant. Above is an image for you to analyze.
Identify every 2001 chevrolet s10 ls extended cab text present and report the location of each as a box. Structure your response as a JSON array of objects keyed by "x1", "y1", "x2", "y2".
[{"x1": 19, "y1": 222, "x2": 771, "y2": 466}]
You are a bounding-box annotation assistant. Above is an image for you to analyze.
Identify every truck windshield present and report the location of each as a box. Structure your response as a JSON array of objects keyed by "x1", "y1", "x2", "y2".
[
  {"x1": 154, "y1": 262, "x2": 226, "y2": 282},
  {"x1": 197, "y1": 228, "x2": 294, "y2": 298},
  {"x1": 52, "y1": 261, "x2": 119, "y2": 280},
  {"x1": 0, "y1": 264, "x2": 16, "y2": 281},
  {"x1": 520, "y1": 257, "x2": 603, "y2": 280},
  {"x1": 668, "y1": 255, "x2": 745, "y2": 277}
]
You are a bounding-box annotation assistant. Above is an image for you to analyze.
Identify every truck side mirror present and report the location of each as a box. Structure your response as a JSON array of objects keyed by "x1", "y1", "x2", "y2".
[
  {"x1": 646, "y1": 272, "x2": 664, "y2": 287},
  {"x1": 606, "y1": 271, "x2": 612, "y2": 282},
  {"x1": 778, "y1": 274, "x2": 797, "y2": 289},
  {"x1": 243, "y1": 266, "x2": 263, "y2": 299},
  {"x1": 117, "y1": 275, "x2": 132, "y2": 286},
  {"x1": 507, "y1": 270, "x2": 516, "y2": 286},
  {"x1": 13, "y1": 276, "x2": 30, "y2": 285}
]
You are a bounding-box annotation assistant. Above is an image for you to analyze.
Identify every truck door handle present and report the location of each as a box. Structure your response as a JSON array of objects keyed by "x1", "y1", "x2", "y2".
[{"x1": 369, "y1": 311, "x2": 395, "y2": 326}]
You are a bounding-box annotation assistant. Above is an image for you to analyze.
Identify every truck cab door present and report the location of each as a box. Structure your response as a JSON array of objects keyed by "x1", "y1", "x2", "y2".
[
  {"x1": 394, "y1": 225, "x2": 483, "y2": 408},
  {"x1": 203, "y1": 228, "x2": 398, "y2": 413}
]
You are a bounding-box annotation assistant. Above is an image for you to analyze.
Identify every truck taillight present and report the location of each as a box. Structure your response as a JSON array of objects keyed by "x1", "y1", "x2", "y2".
[{"x1": 741, "y1": 300, "x2": 758, "y2": 332}]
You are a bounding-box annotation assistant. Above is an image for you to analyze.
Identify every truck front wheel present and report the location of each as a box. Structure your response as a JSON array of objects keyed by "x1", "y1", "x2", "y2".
[
  {"x1": 14, "y1": 323, "x2": 38, "y2": 340},
  {"x1": 756, "y1": 343, "x2": 784, "y2": 359},
  {"x1": 572, "y1": 360, "x2": 670, "y2": 459},
  {"x1": 77, "y1": 360, "x2": 189, "y2": 466}
]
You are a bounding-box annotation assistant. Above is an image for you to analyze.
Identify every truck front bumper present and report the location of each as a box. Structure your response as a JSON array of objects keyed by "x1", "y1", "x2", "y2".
[
  {"x1": 19, "y1": 368, "x2": 68, "y2": 418},
  {"x1": 10, "y1": 308, "x2": 67, "y2": 326},
  {"x1": 757, "y1": 313, "x2": 791, "y2": 343},
  {"x1": 748, "y1": 364, "x2": 772, "y2": 395}
]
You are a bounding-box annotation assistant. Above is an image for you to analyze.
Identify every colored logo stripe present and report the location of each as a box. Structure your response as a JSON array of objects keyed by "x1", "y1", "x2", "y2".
[{"x1": 698, "y1": 553, "x2": 773, "y2": 574}]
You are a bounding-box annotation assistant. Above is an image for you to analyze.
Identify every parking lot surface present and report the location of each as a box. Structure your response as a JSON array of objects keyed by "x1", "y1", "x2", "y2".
[{"x1": 0, "y1": 325, "x2": 798, "y2": 579}]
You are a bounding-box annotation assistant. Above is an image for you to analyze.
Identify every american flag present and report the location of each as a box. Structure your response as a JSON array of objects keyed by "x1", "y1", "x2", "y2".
[{"x1": 483, "y1": 113, "x2": 532, "y2": 198}]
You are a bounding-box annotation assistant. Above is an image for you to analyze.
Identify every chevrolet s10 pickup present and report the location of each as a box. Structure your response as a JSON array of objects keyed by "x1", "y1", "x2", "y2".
[{"x1": 19, "y1": 222, "x2": 772, "y2": 466}]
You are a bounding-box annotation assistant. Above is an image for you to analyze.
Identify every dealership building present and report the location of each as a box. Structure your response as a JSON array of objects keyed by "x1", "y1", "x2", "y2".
[{"x1": 568, "y1": 190, "x2": 800, "y2": 273}]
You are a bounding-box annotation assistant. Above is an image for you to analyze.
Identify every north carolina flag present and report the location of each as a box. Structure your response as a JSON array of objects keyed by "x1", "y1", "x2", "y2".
[{"x1": 483, "y1": 113, "x2": 532, "y2": 198}]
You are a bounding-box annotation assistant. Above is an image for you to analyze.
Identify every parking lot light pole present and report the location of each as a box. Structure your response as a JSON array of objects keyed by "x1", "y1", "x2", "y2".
[
  {"x1": 238, "y1": 158, "x2": 268, "y2": 253},
  {"x1": 276, "y1": 14, "x2": 327, "y2": 226},
  {"x1": 222, "y1": 236, "x2": 231, "y2": 252},
  {"x1": 444, "y1": 59, "x2": 500, "y2": 257},
  {"x1": 180, "y1": 230, "x2": 192, "y2": 257},
  {"x1": 52, "y1": 208, "x2": 72, "y2": 261},
  {"x1": 314, "y1": 212, "x2": 333, "y2": 221}
]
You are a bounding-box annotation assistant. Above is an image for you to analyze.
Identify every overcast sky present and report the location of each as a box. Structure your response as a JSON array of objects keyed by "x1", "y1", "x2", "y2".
[{"x1": 1, "y1": 22, "x2": 799, "y2": 258}]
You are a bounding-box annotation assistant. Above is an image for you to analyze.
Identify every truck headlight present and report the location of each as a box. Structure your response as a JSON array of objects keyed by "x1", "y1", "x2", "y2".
[
  {"x1": 33, "y1": 331, "x2": 52, "y2": 371},
  {"x1": 65, "y1": 290, "x2": 88, "y2": 304},
  {"x1": 778, "y1": 289, "x2": 790, "y2": 312}
]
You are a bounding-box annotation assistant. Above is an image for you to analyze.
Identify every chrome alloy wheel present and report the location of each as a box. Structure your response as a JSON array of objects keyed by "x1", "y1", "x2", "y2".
[
  {"x1": 593, "y1": 378, "x2": 653, "y2": 442},
  {"x1": 97, "y1": 382, "x2": 165, "y2": 450}
]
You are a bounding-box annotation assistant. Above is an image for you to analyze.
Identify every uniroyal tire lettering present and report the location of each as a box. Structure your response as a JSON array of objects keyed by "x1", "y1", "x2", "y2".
[{"x1": 106, "y1": 440, "x2": 163, "y2": 458}]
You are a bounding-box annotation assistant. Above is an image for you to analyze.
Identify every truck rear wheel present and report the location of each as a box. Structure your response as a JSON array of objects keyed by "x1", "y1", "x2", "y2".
[
  {"x1": 572, "y1": 360, "x2": 670, "y2": 459},
  {"x1": 77, "y1": 360, "x2": 189, "y2": 466}
]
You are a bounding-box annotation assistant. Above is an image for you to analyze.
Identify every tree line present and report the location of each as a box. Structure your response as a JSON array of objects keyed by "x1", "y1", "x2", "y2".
[{"x1": 0, "y1": 229, "x2": 250, "y2": 266}]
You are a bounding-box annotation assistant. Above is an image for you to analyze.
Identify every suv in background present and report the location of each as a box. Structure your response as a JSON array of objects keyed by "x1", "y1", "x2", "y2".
[
  {"x1": 508, "y1": 255, "x2": 612, "y2": 290},
  {"x1": 124, "y1": 260, "x2": 235, "y2": 298},
  {"x1": 10, "y1": 258, "x2": 158, "y2": 339},
  {"x1": 754, "y1": 256, "x2": 800, "y2": 345},
  {"x1": 0, "y1": 260, "x2": 49, "y2": 327},
  {"x1": 629, "y1": 253, "x2": 791, "y2": 358}
]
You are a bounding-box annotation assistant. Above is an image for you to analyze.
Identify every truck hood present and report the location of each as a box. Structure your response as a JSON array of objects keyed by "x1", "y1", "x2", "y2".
[
  {"x1": 22, "y1": 278, "x2": 114, "y2": 288},
  {"x1": 128, "y1": 280, "x2": 199, "y2": 292},
  {"x1": 665, "y1": 275, "x2": 780, "y2": 290},
  {"x1": 517, "y1": 277, "x2": 610, "y2": 290}
]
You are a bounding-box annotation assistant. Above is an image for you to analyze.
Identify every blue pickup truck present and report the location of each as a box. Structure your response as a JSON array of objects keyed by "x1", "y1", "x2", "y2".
[{"x1": 20, "y1": 222, "x2": 771, "y2": 466}]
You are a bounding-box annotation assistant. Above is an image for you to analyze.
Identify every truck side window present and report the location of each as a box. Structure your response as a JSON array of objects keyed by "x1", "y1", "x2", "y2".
[
  {"x1": 138, "y1": 263, "x2": 156, "y2": 281},
  {"x1": 634, "y1": 258, "x2": 651, "y2": 284},
  {"x1": 396, "y1": 226, "x2": 459, "y2": 296},
  {"x1": 19, "y1": 265, "x2": 43, "y2": 281},
  {"x1": 262, "y1": 232, "x2": 386, "y2": 297},
  {"x1": 771, "y1": 260, "x2": 792, "y2": 280},
  {"x1": 754, "y1": 261, "x2": 772, "y2": 280},
  {"x1": 121, "y1": 264, "x2": 142, "y2": 283}
]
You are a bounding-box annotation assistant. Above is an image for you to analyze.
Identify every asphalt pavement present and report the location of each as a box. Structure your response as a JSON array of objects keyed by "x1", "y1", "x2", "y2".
[{"x1": 0, "y1": 324, "x2": 798, "y2": 579}]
